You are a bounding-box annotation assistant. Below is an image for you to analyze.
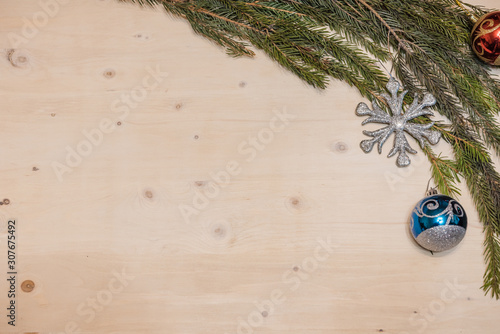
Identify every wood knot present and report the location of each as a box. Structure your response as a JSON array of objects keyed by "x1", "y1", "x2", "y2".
[
  {"x1": 175, "y1": 103, "x2": 183, "y2": 110},
  {"x1": 239, "y1": 81, "x2": 247, "y2": 88},
  {"x1": 285, "y1": 195, "x2": 311, "y2": 215},
  {"x1": 208, "y1": 221, "x2": 231, "y2": 242},
  {"x1": 103, "y1": 69, "x2": 115, "y2": 79},
  {"x1": 140, "y1": 188, "x2": 158, "y2": 207},
  {"x1": 1, "y1": 199, "x2": 10, "y2": 205},
  {"x1": 290, "y1": 197, "x2": 300, "y2": 206},
  {"x1": 32, "y1": 166, "x2": 39, "y2": 171},
  {"x1": 333, "y1": 141, "x2": 349, "y2": 153},
  {"x1": 21, "y1": 280, "x2": 35, "y2": 292},
  {"x1": 7, "y1": 49, "x2": 30, "y2": 68},
  {"x1": 213, "y1": 226, "x2": 226, "y2": 238},
  {"x1": 133, "y1": 33, "x2": 150, "y2": 40},
  {"x1": 194, "y1": 181, "x2": 205, "y2": 187}
]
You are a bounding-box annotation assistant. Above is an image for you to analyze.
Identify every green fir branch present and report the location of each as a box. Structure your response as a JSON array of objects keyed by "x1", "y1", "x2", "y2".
[{"x1": 120, "y1": 0, "x2": 500, "y2": 298}]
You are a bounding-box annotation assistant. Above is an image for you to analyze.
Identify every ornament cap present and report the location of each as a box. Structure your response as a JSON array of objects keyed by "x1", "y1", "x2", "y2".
[{"x1": 426, "y1": 187, "x2": 438, "y2": 197}]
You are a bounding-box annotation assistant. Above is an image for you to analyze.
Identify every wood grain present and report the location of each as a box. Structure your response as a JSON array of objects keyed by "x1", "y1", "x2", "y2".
[{"x1": 0, "y1": 0, "x2": 499, "y2": 333}]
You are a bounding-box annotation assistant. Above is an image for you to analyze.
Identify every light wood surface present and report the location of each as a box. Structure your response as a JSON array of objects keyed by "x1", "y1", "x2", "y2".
[{"x1": 1, "y1": 0, "x2": 499, "y2": 333}]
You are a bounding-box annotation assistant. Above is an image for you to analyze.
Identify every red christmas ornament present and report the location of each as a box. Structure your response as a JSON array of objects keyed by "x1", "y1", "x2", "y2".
[{"x1": 471, "y1": 11, "x2": 500, "y2": 66}]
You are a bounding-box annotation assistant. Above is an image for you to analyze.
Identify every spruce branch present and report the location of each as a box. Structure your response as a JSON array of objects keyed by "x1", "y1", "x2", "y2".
[{"x1": 120, "y1": 0, "x2": 500, "y2": 298}]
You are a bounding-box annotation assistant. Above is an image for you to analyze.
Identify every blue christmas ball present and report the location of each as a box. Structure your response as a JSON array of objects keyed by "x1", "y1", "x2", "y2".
[{"x1": 410, "y1": 194, "x2": 467, "y2": 252}]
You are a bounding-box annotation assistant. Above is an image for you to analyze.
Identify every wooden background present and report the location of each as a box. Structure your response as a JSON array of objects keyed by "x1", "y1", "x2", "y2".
[{"x1": 1, "y1": 0, "x2": 499, "y2": 333}]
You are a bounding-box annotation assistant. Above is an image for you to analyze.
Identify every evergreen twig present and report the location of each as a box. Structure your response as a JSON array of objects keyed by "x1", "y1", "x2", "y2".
[{"x1": 121, "y1": 0, "x2": 500, "y2": 298}]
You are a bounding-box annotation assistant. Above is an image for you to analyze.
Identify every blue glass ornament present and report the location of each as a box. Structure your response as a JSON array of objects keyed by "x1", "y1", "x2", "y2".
[{"x1": 410, "y1": 194, "x2": 467, "y2": 252}]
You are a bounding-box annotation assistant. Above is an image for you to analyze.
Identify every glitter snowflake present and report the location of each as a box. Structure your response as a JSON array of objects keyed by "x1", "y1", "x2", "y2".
[{"x1": 355, "y1": 77, "x2": 441, "y2": 167}]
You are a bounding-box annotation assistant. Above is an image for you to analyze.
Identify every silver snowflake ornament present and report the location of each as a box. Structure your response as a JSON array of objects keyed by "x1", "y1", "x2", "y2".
[{"x1": 355, "y1": 77, "x2": 441, "y2": 167}]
